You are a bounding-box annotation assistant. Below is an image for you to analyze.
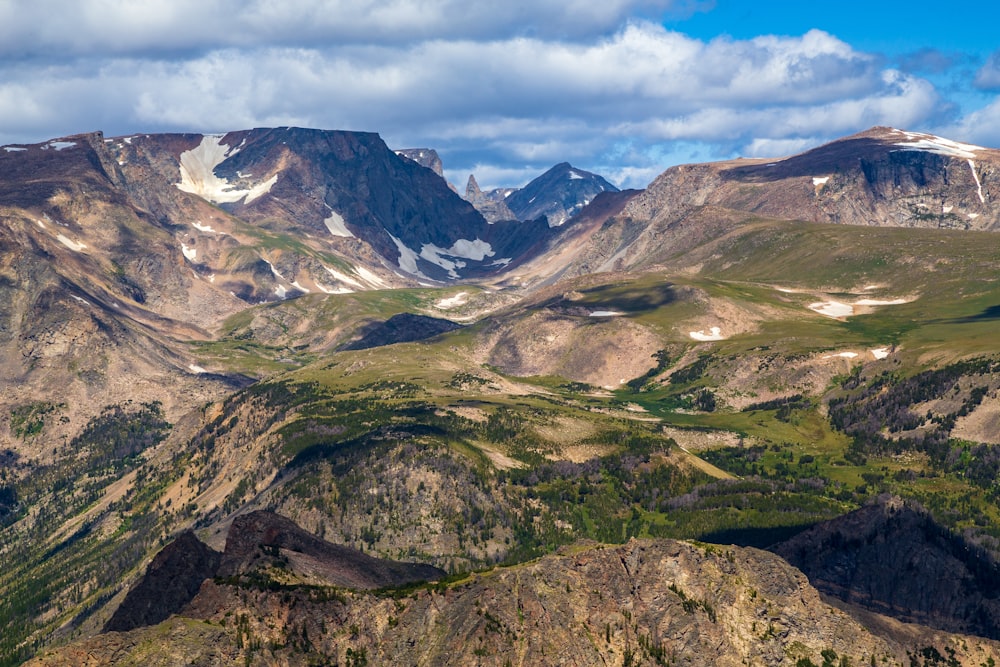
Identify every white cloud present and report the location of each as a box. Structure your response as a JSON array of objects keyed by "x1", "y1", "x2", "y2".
[
  {"x1": 939, "y1": 98, "x2": 1000, "y2": 148},
  {"x1": 0, "y1": 6, "x2": 967, "y2": 191},
  {"x1": 975, "y1": 51, "x2": 1000, "y2": 90},
  {"x1": 0, "y1": 0, "x2": 692, "y2": 55}
]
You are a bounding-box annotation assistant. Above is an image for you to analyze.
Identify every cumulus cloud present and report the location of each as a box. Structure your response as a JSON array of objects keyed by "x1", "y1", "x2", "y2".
[
  {"x1": 975, "y1": 51, "x2": 1000, "y2": 90},
  {"x1": 0, "y1": 0, "x2": 695, "y2": 56},
  {"x1": 0, "y1": 3, "x2": 968, "y2": 189}
]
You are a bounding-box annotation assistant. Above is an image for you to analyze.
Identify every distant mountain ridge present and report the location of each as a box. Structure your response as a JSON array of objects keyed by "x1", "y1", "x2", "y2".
[
  {"x1": 464, "y1": 162, "x2": 619, "y2": 226},
  {"x1": 533, "y1": 126, "x2": 1000, "y2": 280}
]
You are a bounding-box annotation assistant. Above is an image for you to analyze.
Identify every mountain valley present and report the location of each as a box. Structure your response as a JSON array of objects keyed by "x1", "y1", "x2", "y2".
[{"x1": 3, "y1": 125, "x2": 1000, "y2": 665}]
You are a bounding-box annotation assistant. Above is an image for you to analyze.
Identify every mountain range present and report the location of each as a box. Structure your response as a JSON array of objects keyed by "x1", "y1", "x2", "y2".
[{"x1": 3, "y1": 124, "x2": 1000, "y2": 665}]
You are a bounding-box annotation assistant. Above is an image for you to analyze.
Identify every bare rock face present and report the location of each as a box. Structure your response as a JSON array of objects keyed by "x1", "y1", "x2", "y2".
[
  {"x1": 395, "y1": 148, "x2": 445, "y2": 178},
  {"x1": 464, "y1": 173, "x2": 517, "y2": 222},
  {"x1": 773, "y1": 495, "x2": 1000, "y2": 639},
  {"x1": 103, "y1": 531, "x2": 221, "y2": 633}
]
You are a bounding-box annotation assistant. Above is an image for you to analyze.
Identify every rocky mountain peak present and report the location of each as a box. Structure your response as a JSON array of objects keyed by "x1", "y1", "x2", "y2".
[
  {"x1": 504, "y1": 162, "x2": 620, "y2": 227},
  {"x1": 394, "y1": 148, "x2": 445, "y2": 178}
]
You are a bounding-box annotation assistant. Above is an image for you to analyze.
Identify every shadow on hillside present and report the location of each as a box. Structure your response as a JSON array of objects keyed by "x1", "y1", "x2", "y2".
[
  {"x1": 696, "y1": 523, "x2": 817, "y2": 550},
  {"x1": 950, "y1": 304, "x2": 1000, "y2": 322},
  {"x1": 577, "y1": 282, "x2": 677, "y2": 312}
]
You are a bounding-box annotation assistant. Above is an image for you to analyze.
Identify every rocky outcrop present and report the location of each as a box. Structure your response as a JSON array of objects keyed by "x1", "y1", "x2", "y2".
[
  {"x1": 219, "y1": 510, "x2": 445, "y2": 589},
  {"x1": 773, "y1": 495, "x2": 1000, "y2": 639},
  {"x1": 103, "y1": 531, "x2": 222, "y2": 633},
  {"x1": 464, "y1": 174, "x2": 517, "y2": 222},
  {"x1": 394, "y1": 148, "x2": 445, "y2": 178},
  {"x1": 101, "y1": 511, "x2": 444, "y2": 636},
  {"x1": 29, "y1": 539, "x2": 1000, "y2": 666}
]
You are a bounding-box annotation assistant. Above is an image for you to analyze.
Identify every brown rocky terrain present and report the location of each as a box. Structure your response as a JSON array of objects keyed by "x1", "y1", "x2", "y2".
[
  {"x1": 532, "y1": 127, "x2": 1000, "y2": 280},
  {"x1": 27, "y1": 538, "x2": 1000, "y2": 666}
]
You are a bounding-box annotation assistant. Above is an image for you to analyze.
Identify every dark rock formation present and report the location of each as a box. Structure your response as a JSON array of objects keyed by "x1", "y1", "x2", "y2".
[
  {"x1": 340, "y1": 312, "x2": 463, "y2": 350},
  {"x1": 103, "y1": 531, "x2": 221, "y2": 633},
  {"x1": 773, "y1": 495, "x2": 1000, "y2": 639},
  {"x1": 504, "y1": 162, "x2": 619, "y2": 227},
  {"x1": 464, "y1": 174, "x2": 516, "y2": 222},
  {"x1": 219, "y1": 510, "x2": 444, "y2": 589}
]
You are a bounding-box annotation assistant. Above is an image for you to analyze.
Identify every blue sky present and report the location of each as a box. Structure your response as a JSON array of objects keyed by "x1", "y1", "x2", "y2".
[{"x1": 0, "y1": 0, "x2": 997, "y2": 190}]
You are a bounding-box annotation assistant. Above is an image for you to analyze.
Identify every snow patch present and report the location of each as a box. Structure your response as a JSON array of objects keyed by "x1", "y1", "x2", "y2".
[
  {"x1": 315, "y1": 281, "x2": 353, "y2": 294},
  {"x1": 854, "y1": 298, "x2": 908, "y2": 306},
  {"x1": 389, "y1": 234, "x2": 427, "y2": 278},
  {"x1": 323, "y1": 266, "x2": 364, "y2": 289},
  {"x1": 569, "y1": 170, "x2": 584, "y2": 180},
  {"x1": 243, "y1": 174, "x2": 278, "y2": 204},
  {"x1": 435, "y1": 292, "x2": 469, "y2": 309},
  {"x1": 35, "y1": 219, "x2": 45, "y2": 229},
  {"x1": 56, "y1": 234, "x2": 86, "y2": 252},
  {"x1": 3, "y1": 146, "x2": 26, "y2": 152},
  {"x1": 290, "y1": 280, "x2": 310, "y2": 293},
  {"x1": 420, "y1": 238, "x2": 494, "y2": 278},
  {"x1": 969, "y1": 213, "x2": 980, "y2": 220},
  {"x1": 822, "y1": 351, "x2": 859, "y2": 359},
  {"x1": 323, "y1": 208, "x2": 354, "y2": 238},
  {"x1": 46, "y1": 141, "x2": 76, "y2": 151},
  {"x1": 176, "y1": 135, "x2": 278, "y2": 204},
  {"x1": 812, "y1": 176, "x2": 830, "y2": 186},
  {"x1": 870, "y1": 347, "x2": 891, "y2": 360},
  {"x1": 70, "y1": 295, "x2": 90, "y2": 306},
  {"x1": 448, "y1": 238, "x2": 494, "y2": 261},
  {"x1": 181, "y1": 243, "x2": 197, "y2": 261},
  {"x1": 274, "y1": 285, "x2": 288, "y2": 299},
  {"x1": 943, "y1": 205, "x2": 953, "y2": 214},
  {"x1": 809, "y1": 301, "x2": 854, "y2": 318},
  {"x1": 188, "y1": 364, "x2": 208, "y2": 374},
  {"x1": 191, "y1": 221, "x2": 216, "y2": 233},
  {"x1": 590, "y1": 310, "x2": 624, "y2": 317},
  {"x1": 264, "y1": 259, "x2": 285, "y2": 282},
  {"x1": 354, "y1": 266, "x2": 388, "y2": 288},
  {"x1": 689, "y1": 326, "x2": 726, "y2": 341},
  {"x1": 969, "y1": 159, "x2": 986, "y2": 204},
  {"x1": 893, "y1": 130, "x2": 983, "y2": 159}
]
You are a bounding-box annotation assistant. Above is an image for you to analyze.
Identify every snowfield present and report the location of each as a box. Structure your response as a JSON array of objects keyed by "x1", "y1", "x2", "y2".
[
  {"x1": 176, "y1": 135, "x2": 279, "y2": 205},
  {"x1": 808, "y1": 301, "x2": 854, "y2": 318},
  {"x1": 689, "y1": 326, "x2": 726, "y2": 341},
  {"x1": 56, "y1": 234, "x2": 87, "y2": 252},
  {"x1": 324, "y1": 208, "x2": 354, "y2": 237}
]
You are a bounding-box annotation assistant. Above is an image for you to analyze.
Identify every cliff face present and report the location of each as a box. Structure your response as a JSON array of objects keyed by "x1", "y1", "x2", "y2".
[{"x1": 27, "y1": 539, "x2": 1000, "y2": 666}]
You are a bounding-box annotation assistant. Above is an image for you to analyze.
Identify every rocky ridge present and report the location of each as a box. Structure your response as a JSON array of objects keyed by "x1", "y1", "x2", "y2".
[{"x1": 27, "y1": 539, "x2": 1000, "y2": 666}]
